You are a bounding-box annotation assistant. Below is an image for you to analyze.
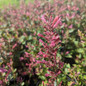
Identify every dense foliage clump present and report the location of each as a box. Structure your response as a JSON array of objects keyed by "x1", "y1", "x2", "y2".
[{"x1": 0, "y1": 0, "x2": 86, "y2": 86}]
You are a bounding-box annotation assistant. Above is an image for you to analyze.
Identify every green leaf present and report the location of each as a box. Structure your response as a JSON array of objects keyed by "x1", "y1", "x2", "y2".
[
  {"x1": 83, "y1": 75, "x2": 86, "y2": 79},
  {"x1": 21, "y1": 82, "x2": 25, "y2": 86},
  {"x1": 19, "y1": 36, "x2": 25, "y2": 43},
  {"x1": 28, "y1": 35, "x2": 33, "y2": 40},
  {"x1": 69, "y1": 29, "x2": 74, "y2": 33},
  {"x1": 76, "y1": 48, "x2": 84, "y2": 53},
  {"x1": 66, "y1": 64, "x2": 70, "y2": 68},
  {"x1": 39, "y1": 76, "x2": 46, "y2": 80},
  {"x1": 54, "y1": 80, "x2": 57, "y2": 86}
]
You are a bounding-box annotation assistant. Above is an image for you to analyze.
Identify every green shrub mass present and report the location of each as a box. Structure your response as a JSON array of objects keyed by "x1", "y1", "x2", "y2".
[{"x1": 0, "y1": 0, "x2": 86, "y2": 86}]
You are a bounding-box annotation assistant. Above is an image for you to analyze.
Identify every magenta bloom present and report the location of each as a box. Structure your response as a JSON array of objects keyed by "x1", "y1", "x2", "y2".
[
  {"x1": 20, "y1": 57, "x2": 24, "y2": 61},
  {"x1": 41, "y1": 15, "x2": 47, "y2": 24},
  {"x1": 0, "y1": 80, "x2": 3, "y2": 85},
  {"x1": 25, "y1": 52, "x2": 29, "y2": 57},
  {"x1": 69, "y1": 24, "x2": 73, "y2": 29},
  {"x1": 0, "y1": 67, "x2": 7, "y2": 73},
  {"x1": 52, "y1": 16, "x2": 59, "y2": 26},
  {"x1": 9, "y1": 52, "x2": 12, "y2": 55},
  {"x1": 45, "y1": 73, "x2": 50, "y2": 77},
  {"x1": 12, "y1": 43, "x2": 17, "y2": 49},
  {"x1": 52, "y1": 16, "x2": 61, "y2": 28}
]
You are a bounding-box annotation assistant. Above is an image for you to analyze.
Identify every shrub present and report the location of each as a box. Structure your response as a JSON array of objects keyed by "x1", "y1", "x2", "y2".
[{"x1": 0, "y1": 0, "x2": 86, "y2": 86}]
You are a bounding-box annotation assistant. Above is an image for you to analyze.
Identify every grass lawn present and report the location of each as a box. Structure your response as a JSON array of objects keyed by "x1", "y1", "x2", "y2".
[{"x1": 0, "y1": 0, "x2": 34, "y2": 8}]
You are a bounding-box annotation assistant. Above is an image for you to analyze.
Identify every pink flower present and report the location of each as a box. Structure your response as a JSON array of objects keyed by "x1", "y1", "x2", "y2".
[
  {"x1": 57, "y1": 70, "x2": 61, "y2": 75},
  {"x1": 36, "y1": 61, "x2": 41, "y2": 64},
  {"x1": 52, "y1": 16, "x2": 59, "y2": 26},
  {"x1": 0, "y1": 67, "x2": 7, "y2": 73},
  {"x1": 39, "y1": 39, "x2": 44, "y2": 45},
  {"x1": 26, "y1": 12, "x2": 30, "y2": 16},
  {"x1": 1, "y1": 38, "x2": 4, "y2": 41},
  {"x1": 12, "y1": 43, "x2": 17, "y2": 49},
  {"x1": 42, "y1": 60, "x2": 46, "y2": 63},
  {"x1": 53, "y1": 17, "x2": 61, "y2": 28},
  {"x1": 0, "y1": 80, "x2": 3, "y2": 85},
  {"x1": 20, "y1": 57, "x2": 24, "y2": 61},
  {"x1": 45, "y1": 73, "x2": 50, "y2": 77},
  {"x1": 42, "y1": 81, "x2": 45, "y2": 86},
  {"x1": 41, "y1": 15, "x2": 47, "y2": 24},
  {"x1": 38, "y1": 51, "x2": 43, "y2": 55},
  {"x1": 50, "y1": 41, "x2": 55, "y2": 47},
  {"x1": 43, "y1": 53, "x2": 48, "y2": 58},
  {"x1": 71, "y1": 13, "x2": 75, "y2": 19},
  {"x1": 9, "y1": 52, "x2": 12, "y2": 55},
  {"x1": 52, "y1": 35, "x2": 59, "y2": 40},
  {"x1": 65, "y1": 51, "x2": 69, "y2": 55},
  {"x1": 67, "y1": 5, "x2": 71, "y2": 10},
  {"x1": 23, "y1": 33, "x2": 27, "y2": 36},
  {"x1": 32, "y1": 58, "x2": 35, "y2": 62},
  {"x1": 25, "y1": 52, "x2": 29, "y2": 57},
  {"x1": 69, "y1": 24, "x2": 73, "y2": 29},
  {"x1": 25, "y1": 45, "x2": 28, "y2": 48},
  {"x1": 38, "y1": 33, "x2": 45, "y2": 38}
]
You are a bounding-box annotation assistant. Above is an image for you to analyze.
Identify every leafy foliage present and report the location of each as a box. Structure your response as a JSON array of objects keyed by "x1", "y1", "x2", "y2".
[{"x1": 0, "y1": 0, "x2": 86, "y2": 86}]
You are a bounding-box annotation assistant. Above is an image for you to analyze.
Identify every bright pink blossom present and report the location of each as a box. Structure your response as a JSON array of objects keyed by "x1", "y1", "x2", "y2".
[
  {"x1": 69, "y1": 24, "x2": 73, "y2": 29},
  {"x1": 0, "y1": 67, "x2": 7, "y2": 73},
  {"x1": 12, "y1": 43, "x2": 17, "y2": 49},
  {"x1": 0, "y1": 80, "x2": 3, "y2": 85},
  {"x1": 53, "y1": 17, "x2": 61, "y2": 28},
  {"x1": 25, "y1": 52, "x2": 29, "y2": 57},
  {"x1": 41, "y1": 15, "x2": 47, "y2": 24},
  {"x1": 20, "y1": 57, "x2": 24, "y2": 61},
  {"x1": 52, "y1": 16, "x2": 59, "y2": 26},
  {"x1": 45, "y1": 73, "x2": 50, "y2": 77},
  {"x1": 9, "y1": 52, "x2": 12, "y2": 55}
]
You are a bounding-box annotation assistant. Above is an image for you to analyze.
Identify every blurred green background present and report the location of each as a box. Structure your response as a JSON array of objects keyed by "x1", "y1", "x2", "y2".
[{"x1": 0, "y1": 0, "x2": 35, "y2": 8}]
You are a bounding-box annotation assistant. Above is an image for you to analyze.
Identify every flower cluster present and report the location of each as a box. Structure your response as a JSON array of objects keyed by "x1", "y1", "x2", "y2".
[{"x1": 37, "y1": 15, "x2": 63, "y2": 85}]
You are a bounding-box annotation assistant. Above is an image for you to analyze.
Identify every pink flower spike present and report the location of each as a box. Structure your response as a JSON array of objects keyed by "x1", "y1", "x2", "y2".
[
  {"x1": 53, "y1": 18, "x2": 61, "y2": 28},
  {"x1": 20, "y1": 57, "x2": 24, "y2": 61},
  {"x1": 65, "y1": 51, "x2": 69, "y2": 55},
  {"x1": 52, "y1": 16, "x2": 59, "y2": 26},
  {"x1": 50, "y1": 41, "x2": 55, "y2": 47},
  {"x1": 12, "y1": 43, "x2": 17, "y2": 49},
  {"x1": 45, "y1": 73, "x2": 50, "y2": 77},
  {"x1": 41, "y1": 15, "x2": 47, "y2": 24},
  {"x1": 38, "y1": 33, "x2": 44, "y2": 38},
  {"x1": 39, "y1": 39, "x2": 44, "y2": 44},
  {"x1": 36, "y1": 61, "x2": 41, "y2": 64},
  {"x1": 38, "y1": 51, "x2": 43, "y2": 55},
  {"x1": 66, "y1": 13, "x2": 69, "y2": 17}
]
